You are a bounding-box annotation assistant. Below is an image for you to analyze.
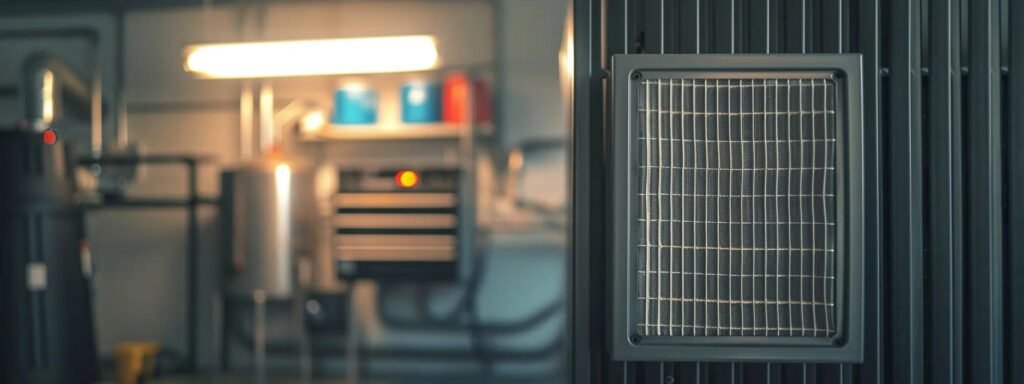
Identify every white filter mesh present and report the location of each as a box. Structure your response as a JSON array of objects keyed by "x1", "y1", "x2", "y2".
[{"x1": 636, "y1": 78, "x2": 837, "y2": 337}]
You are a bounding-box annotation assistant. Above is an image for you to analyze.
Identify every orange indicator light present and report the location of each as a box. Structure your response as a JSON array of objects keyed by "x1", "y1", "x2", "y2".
[{"x1": 395, "y1": 170, "x2": 419, "y2": 188}]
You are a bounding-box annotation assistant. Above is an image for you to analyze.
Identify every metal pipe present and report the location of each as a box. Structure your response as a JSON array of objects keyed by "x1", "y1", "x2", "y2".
[
  {"x1": 21, "y1": 53, "x2": 94, "y2": 126},
  {"x1": 21, "y1": 52, "x2": 107, "y2": 158},
  {"x1": 258, "y1": 82, "x2": 275, "y2": 154},
  {"x1": 253, "y1": 290, "x2": 267, "y2": 384},
  {"x1": 115, "y1": 11, "x2": 128, "y2": 149},
  {"x1": 90, "y1": 54, "x2": 103, "y2": 158},
  {"x1": 377, "y1": 295, "x2": 562, "y2": 334},
  {"x1": 240, "y1": 82, "x2": 255, "y2": 160},
  {"x1": 8, "y1": 24, "x2": 114, "y2": 157},
  {"x1": 186, "y1": 159, "x2": 200, "y2": 372}
]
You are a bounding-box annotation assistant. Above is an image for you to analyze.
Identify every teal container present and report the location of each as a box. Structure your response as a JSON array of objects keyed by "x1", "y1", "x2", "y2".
[
  {"x1": 332, "y1": 87, "x2": 378, "y2": 125},
  {"x1": 401, "y1": 82, "x2": 441, "y2": 123}
]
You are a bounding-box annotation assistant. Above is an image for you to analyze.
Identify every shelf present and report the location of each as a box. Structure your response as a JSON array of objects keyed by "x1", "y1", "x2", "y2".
[{"x1": 301, "y1": 122, "x2": 493, "y2": 142}]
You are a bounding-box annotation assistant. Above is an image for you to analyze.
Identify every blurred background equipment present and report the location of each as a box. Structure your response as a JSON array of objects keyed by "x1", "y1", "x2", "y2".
[
  {"x1": 0, "y1": 1, "x2": 569, "y2": 383},
  {"x1": 221, "y1": 160, "x2": 316, "y2": 299},
  {"x1": 113, "y1": 342, "x2": 159, "y2": 384},
  {"x1": 332, "y1": 83, "x2": 378, "y2": 126},
  {"x1": 335, "y1": 167, "x2": 462, "y2": 279},
  {"x1": 0, "y1": 129, "x2": 98, "y2": 383}
]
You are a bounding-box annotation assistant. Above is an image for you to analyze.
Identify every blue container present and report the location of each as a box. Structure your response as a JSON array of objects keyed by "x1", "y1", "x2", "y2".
[
  {"x1": 401, "y1": 82, "x2": 441, "y2": 123},
  {"x1": 332, "y1": 87, "x2": 378, "y2": 125}
]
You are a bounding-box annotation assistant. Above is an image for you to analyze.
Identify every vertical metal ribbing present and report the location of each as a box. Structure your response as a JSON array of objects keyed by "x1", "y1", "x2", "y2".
[
  {"x1": 676, "y1": 0, "x2": 699, "y2": 53},
  {"x1": 799, "y1": 0, "x2": 807, "y2": 53},
  {"x1": 820, "y1": 0, "x2": 843, "y2": 53},
  {"x1": 1009, "y1": 0, "x2": 1024, "y2": 382},
  {"x1": 695, "y1": 0, "x2": 707, "y2": 54},
  {"x1": 805, "y1": 0, "x2": 819, "y2": 53},
  {"x1": 747, "y1": 0, "x2": 769, "y2": 53},
  {"x1": 642, "y1": 0, "x2": 664, "y2": 53},
  {"x1": 608, "y1": 4, "x2": 628, "y2": 381},
  {"x1": 709, "y1": 0, "x2": 734, "y2": 53},
  {"x1": 889, "y1": 0, "x2": 924, "y2": 383},
  {"x1": 927, "y1": 0, "x2": 964, "y2": 383},
  {"x1": 781, "y1": 0, "x2": 807, "y2": 54},
  {"x1": 966, "y1": 0, "x2": 1004, "y2": 382},
  {"x1": 856, "y1": 0, "x2": 884, "y2": 383},
  {"x1": 659, "y1": 0, "x2": 665, "y2": 53}
]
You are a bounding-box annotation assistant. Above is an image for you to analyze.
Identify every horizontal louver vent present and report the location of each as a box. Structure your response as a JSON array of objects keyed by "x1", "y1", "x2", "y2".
[{"x1": 334, "y1": 168, "x2": 461, "y2": 280}]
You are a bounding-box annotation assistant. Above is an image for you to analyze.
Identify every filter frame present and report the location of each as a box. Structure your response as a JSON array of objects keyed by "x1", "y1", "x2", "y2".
[{"x1": 610, "y1": 54, "x2": 864, "y2": 363}]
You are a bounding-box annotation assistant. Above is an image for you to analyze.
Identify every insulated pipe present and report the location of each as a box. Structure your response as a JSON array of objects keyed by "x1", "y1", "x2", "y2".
[
  {"x1": 240, "y1": 82, "x2": 255, "y2": 160},
  {"x1": 258, "y1": 82, "x2": 275, "y2": 154},
  {"x1": 0, "y1": 26, "x2": 119, "y2": 157},
  {"x1": 21, "y1": 52, "x2": 105, "y2": 157}
]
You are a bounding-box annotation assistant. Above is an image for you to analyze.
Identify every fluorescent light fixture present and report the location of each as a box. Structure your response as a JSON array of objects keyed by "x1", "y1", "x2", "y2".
[{"x1": 184, "y1": 35, "x2": 439, "y2": 79}]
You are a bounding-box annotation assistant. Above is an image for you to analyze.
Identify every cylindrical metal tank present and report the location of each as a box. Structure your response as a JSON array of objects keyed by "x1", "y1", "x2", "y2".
[
  {"x1": 221, "y1": 160, "x2": 315, "y2": 298},
  {"x1": 0, "y1": 130, "x2": 98, "y2": 383}
]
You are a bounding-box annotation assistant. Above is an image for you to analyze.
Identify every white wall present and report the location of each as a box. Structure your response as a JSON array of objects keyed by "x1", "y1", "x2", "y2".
[
  {"x1": 498, "y1": 0, "x2": 567, "y2": 146},
  {"x1": 498, "y1": 0, "x2": 570, "y2": 211}
]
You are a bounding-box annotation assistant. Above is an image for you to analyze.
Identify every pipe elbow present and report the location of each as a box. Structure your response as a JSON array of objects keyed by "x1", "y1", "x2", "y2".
[{"x1": 21, "y1": 52, "x2": 94, "y2": 132}]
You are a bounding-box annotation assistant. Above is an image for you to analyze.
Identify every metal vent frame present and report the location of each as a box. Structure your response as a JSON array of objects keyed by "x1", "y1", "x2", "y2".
[{"x1": 610, "y1": 54, "x2": 864, "y2": 363}]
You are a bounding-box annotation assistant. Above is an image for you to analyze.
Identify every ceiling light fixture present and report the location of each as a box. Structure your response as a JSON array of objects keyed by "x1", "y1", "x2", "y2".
[{"x1": 183, "y1": 35, "x2": 439, "y2": 79}]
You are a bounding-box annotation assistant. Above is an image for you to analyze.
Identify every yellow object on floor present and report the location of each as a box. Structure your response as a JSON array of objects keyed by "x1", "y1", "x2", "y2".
[{"x1": 114, "y1": 342, "x2": 160, "y2": 384}]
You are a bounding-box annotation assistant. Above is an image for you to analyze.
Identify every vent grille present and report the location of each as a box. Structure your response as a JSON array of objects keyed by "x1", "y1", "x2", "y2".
[
  {"x1": 334, "y1": 168, "x2": 461, "y2": 279},
  {"x1": 635, "y1": 78, "x2": 837, "y2": 338}
]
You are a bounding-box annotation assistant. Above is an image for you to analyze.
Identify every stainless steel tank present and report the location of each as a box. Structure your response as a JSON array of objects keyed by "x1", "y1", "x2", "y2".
[{"x1": 221, "y1": 160, "x2": 315, "y2": 298}]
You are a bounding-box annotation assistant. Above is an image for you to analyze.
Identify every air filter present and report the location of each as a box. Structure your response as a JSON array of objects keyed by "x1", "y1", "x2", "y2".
[{"x1": 610, "y1": 55, "x2": 863, "y2": 363}]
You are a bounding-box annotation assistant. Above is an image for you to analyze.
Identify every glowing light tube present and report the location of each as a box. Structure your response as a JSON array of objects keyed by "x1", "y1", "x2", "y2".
[{"x1": 183, "y1": 35, "x2": 439, "y2": 79}]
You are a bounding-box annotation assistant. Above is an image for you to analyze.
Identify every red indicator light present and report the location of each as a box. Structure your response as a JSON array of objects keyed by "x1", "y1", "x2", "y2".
[
  {"x1": 42, "y1": 130, "x2": 57, "y2": 145},
  {"x1": 395, "y1": 170, "x2": 419, "y2": 188}
]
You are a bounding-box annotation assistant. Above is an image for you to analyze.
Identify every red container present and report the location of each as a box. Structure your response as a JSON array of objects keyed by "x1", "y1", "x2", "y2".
[
  {"x1": 442, "y1": 73, "x2": 470, "y2": 123},
  {"x1": 442, "y1": 73, "x2": 492, "y2": 124},
  {"x1": 473, "y1": 79, "x2": 491, "y2": 123}
]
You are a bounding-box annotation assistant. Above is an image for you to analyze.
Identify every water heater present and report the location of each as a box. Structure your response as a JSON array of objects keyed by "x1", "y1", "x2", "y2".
[
  {"x1": 221, "y1": 160, "x2": 316, "y2": 298},
  {"x1": 0, "y1": 130, "x2": 98, "y2": 383}
]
